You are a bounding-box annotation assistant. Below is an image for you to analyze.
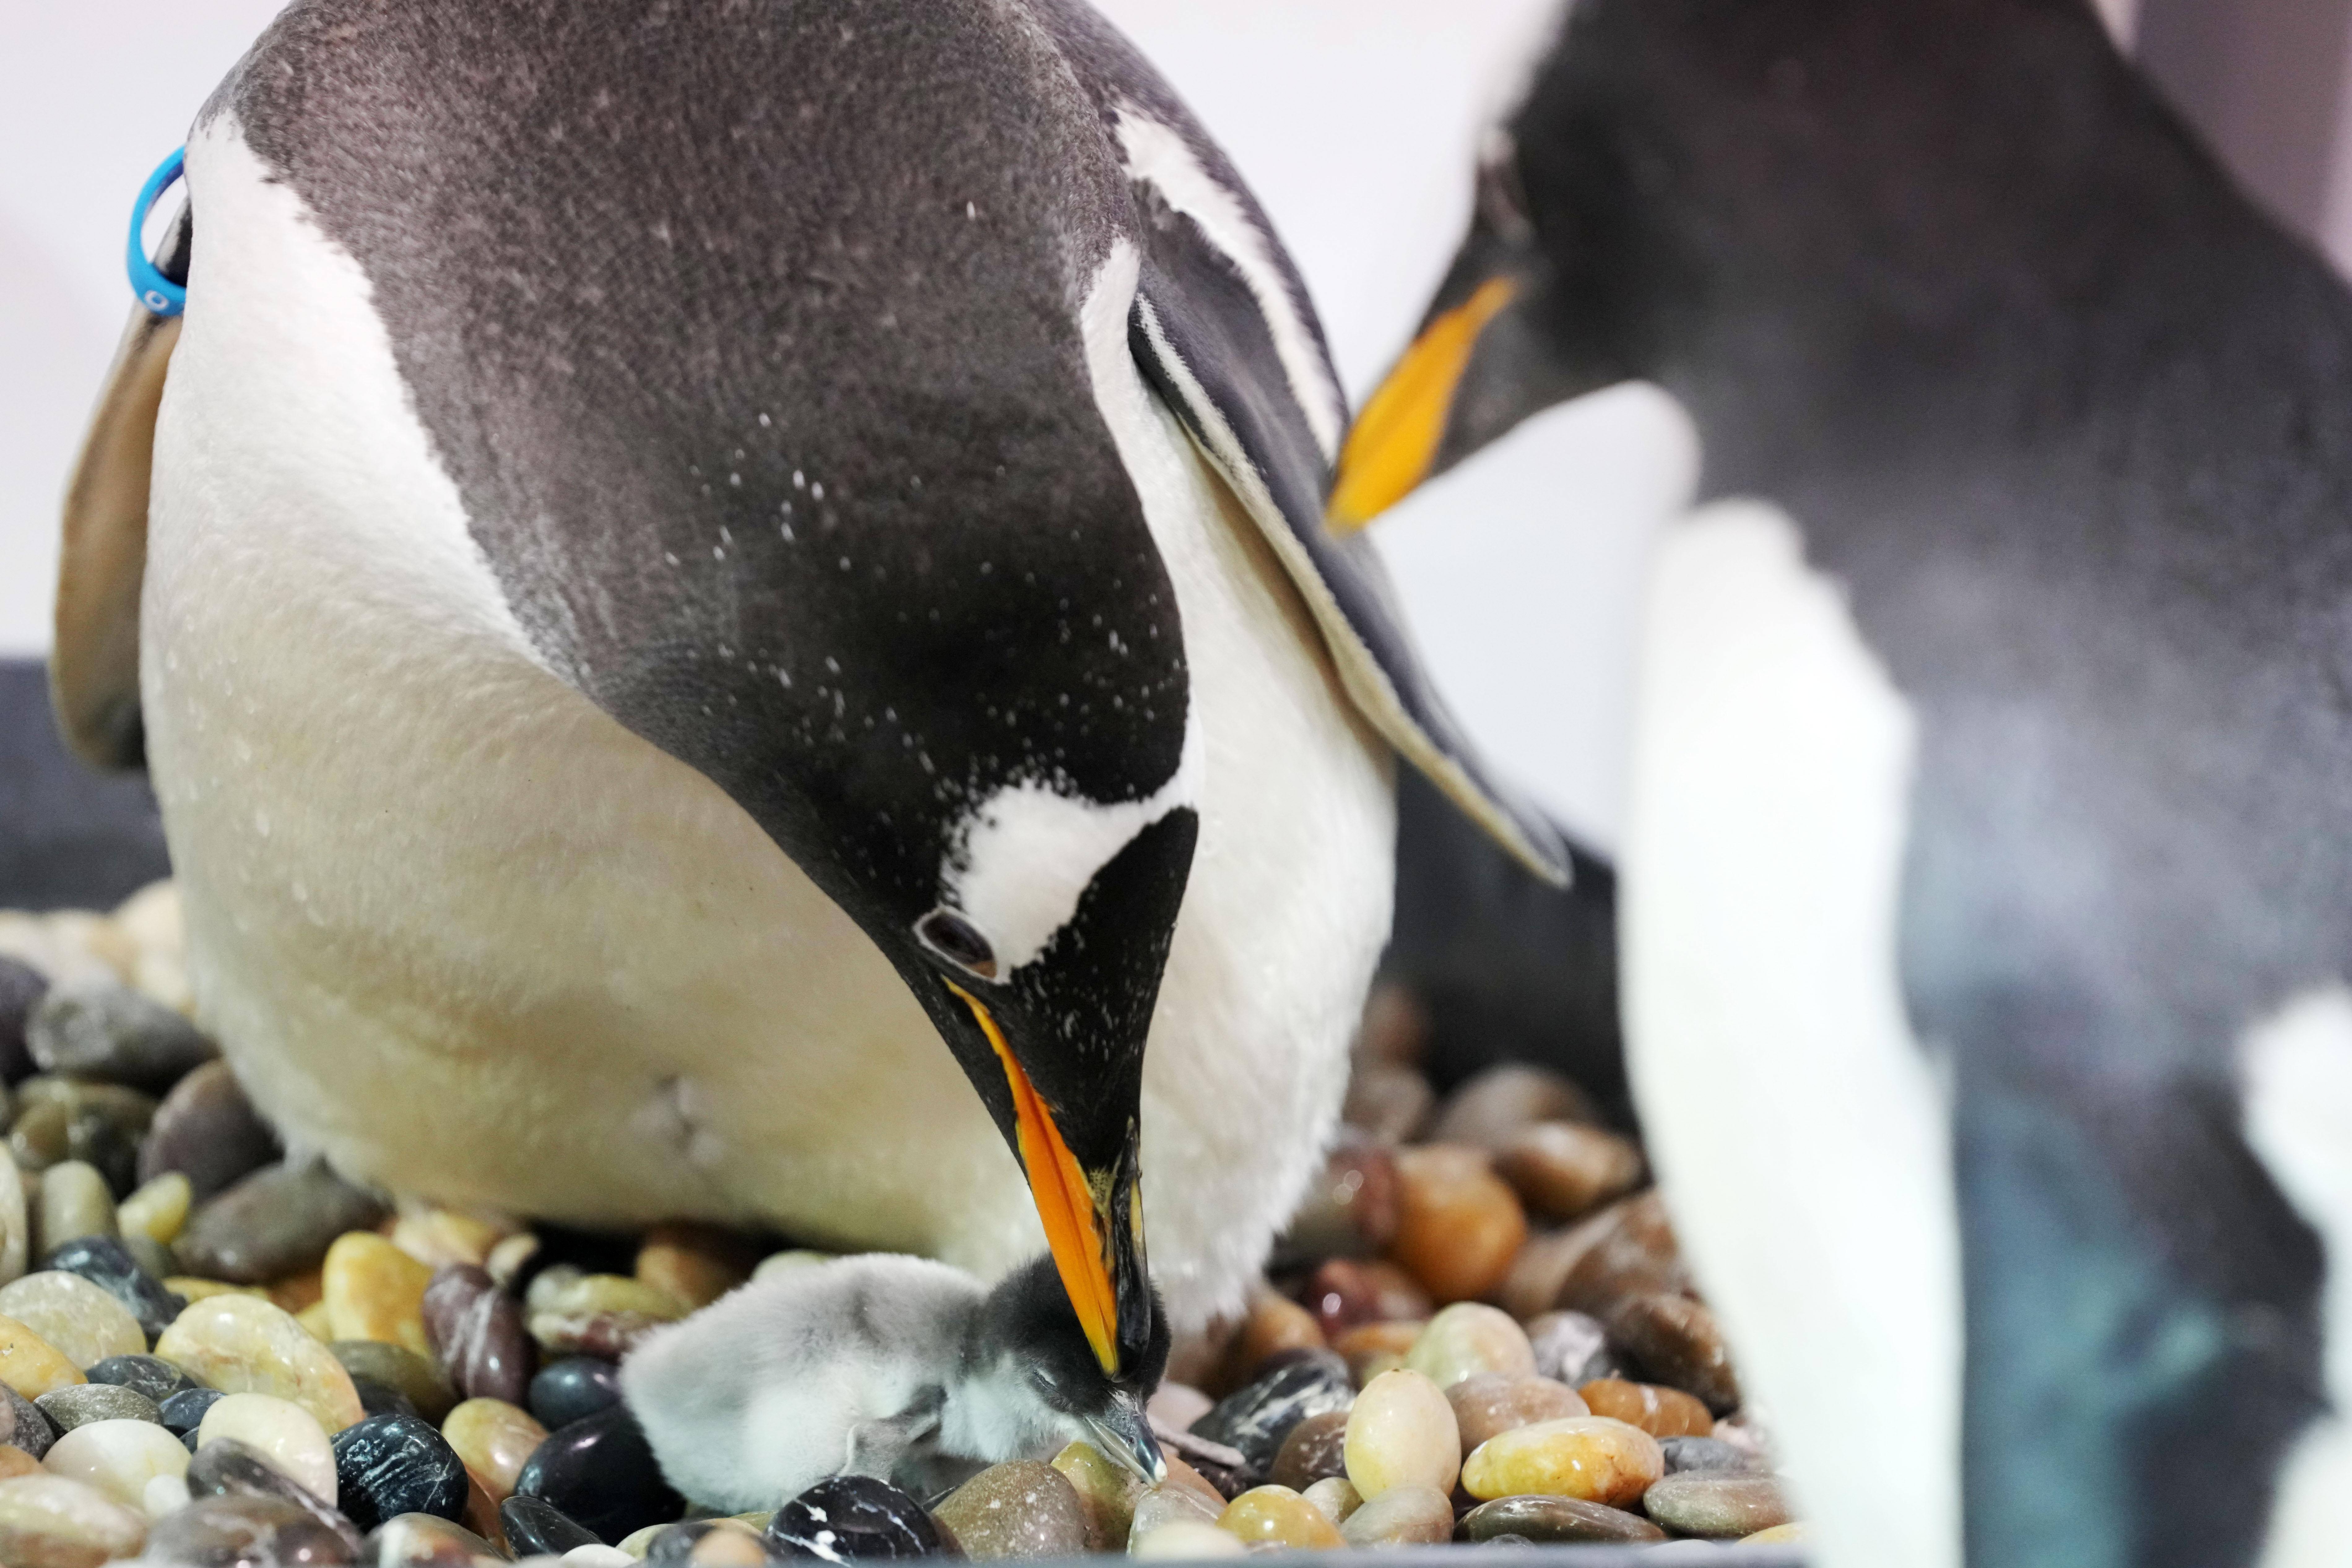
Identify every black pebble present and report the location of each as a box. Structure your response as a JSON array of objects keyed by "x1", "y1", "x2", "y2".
[
  {"x1": 331, "y1": 1413, "x2": 470, "y2": 1531},
  {"x1": 499, "y1": 1493, "x2": 602, "y2": 1557},
  {"x1": 85, "y1": 1351, "x2": 199, "y2": 1405},
  {"x1": 160, "y1": 1387, "x2": 227, "y2": 1436},
  {"x1": 767, "y1": 1475, "x2": 940, "y2": 1559},
  {"x1": 1190, "y1": 1350, "x2": 1355, "y2": 1477},
  {"x1": 350, "y1": 1375, "x2": 420, "y2": 1422},
  {"x1": 513, "y1": 1401, "x2": 682, "y2": 1544},
  {"x1": 527, "y1": 1356, "x2": 623, "y2": 1431},
  {"x1": 2, "y1": 1385, "x2": 58, "y2": 1459},
  {"x1": 46, "y1": 1238, "x2": 188, "y2": 1344},
  {"x1": 0, "y1": 958, "x2": 44, "y2": 1084},
  {"x1": 185, "y1": 1436, "x2": 366, "y2": 1556}
]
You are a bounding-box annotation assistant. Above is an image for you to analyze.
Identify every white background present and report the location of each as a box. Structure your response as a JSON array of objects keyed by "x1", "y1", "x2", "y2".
[{"x1": 0, "y1": 0, "x2": 2172, "y2": 847}]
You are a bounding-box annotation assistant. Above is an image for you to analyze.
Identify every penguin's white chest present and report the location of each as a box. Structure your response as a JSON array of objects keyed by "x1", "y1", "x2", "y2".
[
  {"x1": 1620, "y1": 499, "x2": 1961, "y2": 1568},
  {"x1": 139, "y1": 121, "x2": 1392, "y2": 1328}
]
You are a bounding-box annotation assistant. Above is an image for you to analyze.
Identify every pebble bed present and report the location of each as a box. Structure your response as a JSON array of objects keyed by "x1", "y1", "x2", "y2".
[{"x1": 0, "y1": 887, "x2": 1802, "y2": 1565}]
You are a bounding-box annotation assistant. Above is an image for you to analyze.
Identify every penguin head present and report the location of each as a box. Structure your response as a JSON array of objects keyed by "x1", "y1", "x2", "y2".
[{"x1": 962, "y1": 1252, "x2": 1171, "y2": 1482}]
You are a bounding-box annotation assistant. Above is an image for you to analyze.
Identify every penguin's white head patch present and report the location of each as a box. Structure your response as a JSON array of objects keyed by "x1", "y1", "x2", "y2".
[{"x1": 933, "y1": 727, "x2": 1200, "y2": 977}]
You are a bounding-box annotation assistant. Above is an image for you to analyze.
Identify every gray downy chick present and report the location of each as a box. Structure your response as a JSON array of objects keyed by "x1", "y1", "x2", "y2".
[{"x1": 621, "y1": 1251, "x2": 1170, "y2": 1511}]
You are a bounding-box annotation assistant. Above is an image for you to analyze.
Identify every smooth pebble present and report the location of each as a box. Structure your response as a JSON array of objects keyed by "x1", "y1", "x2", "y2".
[
  {"x1": 501, "y1": 1492, "x2": 602, "y2": 1556},
  {"x1": 633, "y1": 1225, "x2": 751, "y2": 1313},
  {"x1": 1300, "y1": 1258, "x2": 1430, "y2": 1341},
  {"x1": 1577, "y1": 1378, "x2": 1713, "y2": 1439},
  {"x1": 42, "y1": 1235, "x2": 187, "y2": 1341},
  {"x1": 1459, "y1": 1493, "x2": 1666, "y2": 1544},
  {"x1": 1125, "y1": 1473, "x2": 1223, "y2": 1542},
  {"x1": 1641, "y1": 1473, "x2": 1793, "y2": 1538},
  {"x1": 137, "y1": 1061, "x2": 279, "y2": 1203},
  {"x1": 1268, "y1": 1409, "x2": 1349, "y2": 1491},
  {"x1": 84, "y1": 1353, "x2": 197, "y2": 1406},
  {"x1": 115, "y1": 1174, "x2": 191, "y2": 1247},
  {"x1": 1459, "y1": 1415, "x2": 1663, "y2": 1506},
  {"x1": 1428, "y1": 1064, "x2": 1600, "y2": 1147},
  {"x1": 933, "y1": 1459, "x2": 1089, "y2": 1559},
  {"x1": 0, "y1": 1159, "x2": 27, "y2": 1287},
  {"x1": 1447, "y1": 1373, "x2": 1590, "y2": 1450},
  {"x1": 160, "y1": 1388, "x2": 227, "y2": 1436},
  {"x1": 155, "y1": 1294, "x2": 366, "y2": 1433},
  {"x1": 1128, "y1": 1519, "x2": 1245, "y2": 1558},
  {"x1": 1388, "y1": 1146, "x2": 1527, "y2": 1304},
  {"x1": 525, "y1": 1358, "x2": 621, "y2": 1432},
  {"x1": 0, "y1": 1274, "x2": 143, "y2": 1371},
  {"x1": 1271, "y1": 1144, "x2": 1400, "y2": 1265},
  {"x1": 1405, "y1": 1302, "x2": 1535, "y2": 1388},
  {"x1": 146, "y1": 1491, "x2": 361, "y2": 1566},
  {"x1": 6, "y1": 1385, "x2": 61, "y2": 1457},
  {"x1": 201, "y1": 1392, "x2": 339, "y2": 1505},
  {"x1": 323, "y1": 1234, "x2": 435, "y2": 1358},
  {"x1": 1189, "y1": 1351, "x2": 1353, "y2": 1476},
  {"x1": 1334, "y1": 1482, "x2": 1451, "y2": 1547},
  {"x1": 1523, "y1": 1310, "x2": 1615, "y2": 1388},
  {"x1": 0, "y1": 1314, "x2": 86, "y2": 1399},
  {"x1": 1605, "y1": 1293, "x2": 1742, "y2": 1415},
  {"x1": 331, "y1": 1341, "x2": 458, "y2": 1427},
  {"x1": 1051, "y1": 1439, "x2": 1143, "y2": 1551},
  {"x1": 764, "y1": 1473, "x2": 939, "y2": 1559},
  {"x1": 331, "y1": 1413, "x2": 468, "y2": 1530},
  {"x1": 1658, "y1": 1436, "x2": 1756, "y2": 1476},
  {"x1": 33, "y1": 1166, "x2": 117, "y2": 1264},
  {"x1": 512, "y1": 1402, "x2": 682, "y2": 1544},
  {"x1": 387, "y1": 1211, "x2": 506, "y2": 1273},
  {"x1": 40, "y1": 1418, "x2": 188, "y2": 1515},
  {"x1": 35, "y1": 1384, "x2": 159, "y2": 1432},
  {"x1": 1299, "y1": 1475, "x2": 1360, "y2": 1525},
  {"x1": 0, "y1": 1472, "x2": 148, "y2": 1566},
  {"x1": 1215, "y1": 1484, "x2": 1343, "y2": 1549},
  {"x1": 1341, "y1": 1369, "x2": 1458, "y2": 1499},
  {"x1": 185, "y1": 1436, "x2": 364, "y2": 1555},
  {"x1": 442, "y1": 1398, "x2": 545, "y2": 1501},
  {"x1": 25, "y1": 978, "x2": 214, "y2": 1094},
  {"x1": 420, "y1": 1267, "x2": 529, "y2": 1407},
  {"x1": 1493, "y1": 1122, "x2": 1644, "y2": 1221},
  {"x1": 175, "y1": 1162, "x2": 389, "y2": 1286}
]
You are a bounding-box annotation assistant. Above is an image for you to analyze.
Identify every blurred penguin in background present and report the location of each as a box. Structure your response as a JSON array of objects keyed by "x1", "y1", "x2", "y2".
[{"x1": 1331, "y1": 2, "x2": 2352, "y2": 1566}]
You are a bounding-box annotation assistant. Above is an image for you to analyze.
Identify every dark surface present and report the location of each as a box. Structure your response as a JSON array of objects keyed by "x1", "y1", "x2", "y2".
[
  {"x1": 0, "y1": 659, "x2": 170, "y2": 911},
  {"x1": 512, "y1": 1401, "x2": 684, "y2": 1544},
  {"x1": 331, "y1": 1413, "x2": 470, "y2": 1530}
]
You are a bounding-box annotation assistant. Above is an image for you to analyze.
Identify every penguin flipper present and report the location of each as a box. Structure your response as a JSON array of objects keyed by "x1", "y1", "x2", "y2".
[
  {"x1": 55, "y1": 205, "x2": 190, "y2": 772},
  {"x1": 1128, "y1": 253, "x2": 1570, "y2": 886}
]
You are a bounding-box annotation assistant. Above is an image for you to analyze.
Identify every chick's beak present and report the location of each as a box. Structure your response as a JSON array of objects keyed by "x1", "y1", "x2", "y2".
[
  {"x1": 1087, "y1": 1393, "x2": 1167, "y2": 1484},
  {"x1": 949, "y1": 982, "x2": 1150, "y2": 1380}
]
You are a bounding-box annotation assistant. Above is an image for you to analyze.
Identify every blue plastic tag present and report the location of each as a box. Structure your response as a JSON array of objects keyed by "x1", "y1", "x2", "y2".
[{"x1": 127, "y1": 148, "x2": 188, "y2": 318}]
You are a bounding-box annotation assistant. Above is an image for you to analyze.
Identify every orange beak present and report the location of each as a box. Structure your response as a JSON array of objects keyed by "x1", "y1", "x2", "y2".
[
  {"x1": 1327, "y1": 276, "x2": 1519, "y2": 531},
  {"x1": 949, "y1": 982, "x2": 1126, "y2": 1375}
]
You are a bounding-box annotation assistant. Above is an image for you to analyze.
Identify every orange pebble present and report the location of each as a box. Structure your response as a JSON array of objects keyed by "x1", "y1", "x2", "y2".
[
  {"x1": 1576, "y1": 1377, "x2": 1713, "y2": 1438},
  {"x1": 1387, "y1": 1145, "x2": 1528, "y2": 1303}
]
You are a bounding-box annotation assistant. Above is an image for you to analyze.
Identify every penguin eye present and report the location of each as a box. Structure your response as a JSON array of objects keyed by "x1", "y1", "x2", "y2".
[{"x1": 916, "y1": 907, "x2": 999, "y2": 980}]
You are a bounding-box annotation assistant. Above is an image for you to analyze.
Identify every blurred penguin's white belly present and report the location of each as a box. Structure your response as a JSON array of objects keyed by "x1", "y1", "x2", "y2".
[
  {"x1": 138, "y1": 121, "x2": 1389, "y2": 1325},
  {"x1": 1621, "y1": 498, "x2": 1960, "y2": 1568}
]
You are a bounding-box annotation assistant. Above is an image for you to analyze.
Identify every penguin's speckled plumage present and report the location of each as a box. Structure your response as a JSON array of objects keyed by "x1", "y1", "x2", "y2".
[
  {"x1": 73, "y1": 0, "x2": 1562, "y2": 1359},
  {"x1": 1334, "y1": 3, "x2": 2352, "y2": 1567}
]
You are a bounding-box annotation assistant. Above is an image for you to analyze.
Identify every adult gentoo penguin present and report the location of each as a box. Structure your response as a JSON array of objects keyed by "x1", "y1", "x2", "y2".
[
  {"x1": 57, "y1": 0, "x2": 1566, "y2": 1386},
  {"x1": 1332, "y1": 2, "x2": 2352, "y2": 1566}
]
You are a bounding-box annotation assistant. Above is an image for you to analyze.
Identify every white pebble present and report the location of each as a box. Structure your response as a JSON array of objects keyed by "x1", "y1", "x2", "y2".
[
  {"x1": 141, "y1": 1471, "x2": 191, "y2": 1520},
  {"x1": 199, "y1": 1392, "x2": 337, "y2": 1504},
  {"x1": 1129, "y1": 1520, "x2": 1248, "y2": 1558},
  {"x1": 0, "y1": 1472, "x2": 148, "y2": 1562},
  {"x1": 564, "y1": 1547, "x2": 638, "y2": 1565},
  {"x1": 40, "y1": 1418, "x2": 189, "y2": 1513}
]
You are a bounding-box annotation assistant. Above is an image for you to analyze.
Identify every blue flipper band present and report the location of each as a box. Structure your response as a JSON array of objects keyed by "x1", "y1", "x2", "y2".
[{"x1": 127, "y1": 148, "x2": 188, "y2": 318}]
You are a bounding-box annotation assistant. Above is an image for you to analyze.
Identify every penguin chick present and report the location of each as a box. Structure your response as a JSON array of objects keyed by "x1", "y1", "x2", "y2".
[{"x1": 622, "y1": 1253, "x2": 1169, "y2": 1511}]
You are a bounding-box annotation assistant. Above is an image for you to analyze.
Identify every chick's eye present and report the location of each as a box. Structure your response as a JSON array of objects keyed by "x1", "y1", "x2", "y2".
[{"x1": 916, "y1": 907, "x2": 999, "y2": 980}]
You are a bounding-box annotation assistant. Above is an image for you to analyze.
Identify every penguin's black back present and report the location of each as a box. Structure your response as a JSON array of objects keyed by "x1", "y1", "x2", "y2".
[{"x1": 1511, "y1": 2, "x2": 2351, "y2": 1564}]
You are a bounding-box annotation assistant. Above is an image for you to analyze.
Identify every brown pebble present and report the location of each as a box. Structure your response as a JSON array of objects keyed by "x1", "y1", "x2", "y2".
[
  {"x1": 1341, "y1": 1066, "x2": 1434, "y2": 1146},
  {"x1": 1429, "y1": 1064, "x2": 1601, "y2": 1147},
  {"x1": 267, "y1": 1268, "x2": 324, "y2": 1316},
  {"x1": 1606, "y1": 1292, "x2": 1742, "y2": 1414},
  {"x1": 1301, "y1": 1258, "x2": 1431, "y2": 1340},
  {"x1": 635, "y1": 1223, "x2": 755, "y2": 1311},
  {"x1": 1353, "y1": 983, "x2": 1428, "y2": 1068},
  {"x1": 137, "y1": 1061, "x2": 279, "y2": 1202},
  {"x1": 1269, "y1": 1410, "x2": 1350, "y2": 1491},
  {"x1": 173, "y1": 1161, "x2": 388, "y2": 1285},
  {"x1": 1447, "y1": 1373, "x2": 1590, "y2": 1450},
  {"x1": 933, "y1": 1459, "x2": 1090, "y2": 1559},
  {"x1": 1207, "y1": 1286, "x2": 1324, "y2": 1394},
  {"x1": 0, "y1": 1446, "x2": 36, "y2": 1480},
  {"x1": 1500, "y1": 1190, "x2": 1687, "y2": 1321},
  {"x1": 420, "y1": 1265, "x2": 529, "y2": 1406},
  {"x1": 1332, "y1": 1321, "x2": 1423, "y2": 1386},
  {"x1": 442, "y1": 1397, "x2": 546, "y2": 1500},
  {"x1": 1460, "y1": 1493, "x2": 1665, "y2": 1544},
  {"x1": 1273, "y1": 1144, "x2": 1401, "y2": 1266},
  {"x1": 1494, "y1": 1122, "x2": 1646, "y2": 1220},
  {"x1": 1578, "y1": 1378, "x2": 1714, "y2": 1438},
  {"x1": 323, "y1": 1233, "x2": 434, "y2": 1356},
  {"x1": 1641, "y1": 1472, "x2": 1793, "y2": 1538},
  {"x1": 1387, "y1": 1146, "x2": 1527, "y2": 1304}
]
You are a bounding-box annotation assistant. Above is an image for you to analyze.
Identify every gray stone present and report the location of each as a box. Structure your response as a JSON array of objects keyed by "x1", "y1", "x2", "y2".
[
  {"x1": 26, "y1": 975, "x2": 216, "y2": 1094},
  {"x1": 1641, "y1": 1473, "x2": 1793, "y2": 1539},
  {"x1": 1526, "y1": 1309, "x2": 1618, "y2": 1387},
  {"x1": 1658, "y1": 1436, "x2": 1758, "y2": 1477},
  {"x1": 138, "y1": 1059, "x2": 279, "y2": 1202},
  {"x1": 36, "y1": 1381, "x2": 162, "y2": 1431}
]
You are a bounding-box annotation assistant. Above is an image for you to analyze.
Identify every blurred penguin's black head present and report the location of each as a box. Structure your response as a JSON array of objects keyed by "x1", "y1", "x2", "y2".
[
  {"x1": 1329, "y1": 0, "x2": 2171, "y2": 523},
  {"x1": 972, "y1": 1253, "x2": 1169, "y2": 1479}
]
